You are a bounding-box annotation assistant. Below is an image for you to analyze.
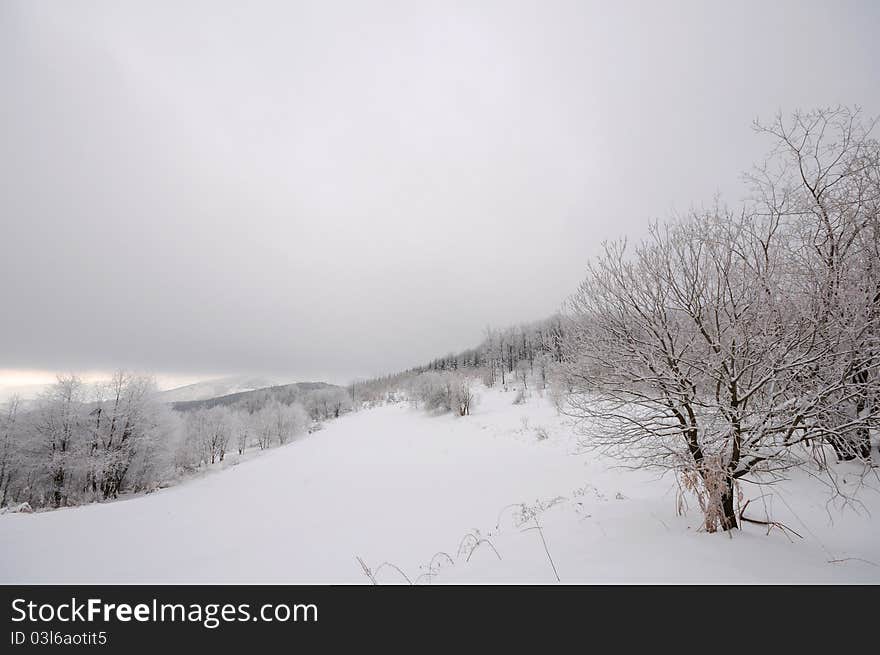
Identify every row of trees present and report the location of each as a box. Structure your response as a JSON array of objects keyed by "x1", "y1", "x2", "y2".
[
  {"x1": 0, "y1": 373, "x2": 176, "y2": 509},
  {"x1": 177, "y1": 401, "x2": 310, "y2": 470},
  {"x1": 0, "y1": 375, "x2": 355, "y2": 510},
  {"x1": 171, "y1": 383, "x2": 353, "y2": 422},
  {"x1": 558, "y1": 107, "x2": 879, "y2": 531},
  {"x1": 419, "y1": 318, "x2": 565, "y2": 390},
  {"x1": 348, "y1": 317, "x2": 565, "y2": 407}
]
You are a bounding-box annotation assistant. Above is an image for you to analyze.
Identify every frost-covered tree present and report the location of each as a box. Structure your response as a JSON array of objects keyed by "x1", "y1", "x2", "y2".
[
  {"x1": 183, "y1": 406, "x2": 232, "y2": 465},
  {"x1": 406, "y1": 371, "x2": 477, "y2": 416},
  {"x1": 0, "y1": 372, "x2": 175, "y2": 509},
  {"x1": 232, "y1": 411, "x2": 250, "y2": 455},
  {"x1": 305, "y1": 388, "x2": 352, "y2": 421},
  {"x1": 86, "y1": 372, "x2": 170, "y2": 499},
  {"x1": 559, "y1": 107, "x2": 879, "y2": 531},
  {"x1": 30, "y1": 375, "x2": 87, "y2": 507},
  {"x1": 266, "y1": 400, "x2": 309, "y2": 445},
  {"x1": 0, "y1": 396, "x2": 22, "y2": 506},
  {"x1": 751, "y1": 106, "x2": 880, "y2": 460},
  {"x1": 250, "y1": 405, "x2": 275, "y2": 451},
  {"x1": 452, "y1": 375, "x2": 476, "y2": 416},
  {"x1": 516, "y1": 360, "x2": 530, "y2": 390}
]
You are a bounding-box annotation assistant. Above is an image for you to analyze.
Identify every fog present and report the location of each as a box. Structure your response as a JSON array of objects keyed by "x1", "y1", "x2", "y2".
[{"x1": 2, "y1": 0, "x2": 878, "y2": 384}]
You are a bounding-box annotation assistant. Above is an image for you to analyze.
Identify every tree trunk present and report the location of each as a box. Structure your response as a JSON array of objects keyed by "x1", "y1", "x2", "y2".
[
  {"x1": 829, "y1": 435, "x2": 857, "y2": 461},
  {"x1": 853, "y1": 391, "x2": 872, "y2": 461},
  {"x1": 719, "y1": 481, "x2": 738, "y2": 531},
  {"x1": 854, "y1": 427, "x2": 871, "y2": 461}
]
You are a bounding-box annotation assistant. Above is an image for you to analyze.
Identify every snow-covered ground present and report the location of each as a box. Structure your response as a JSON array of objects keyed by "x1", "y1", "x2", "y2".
[{"x1": 2, "y1": 387, "x2": 878, "y2": 583}]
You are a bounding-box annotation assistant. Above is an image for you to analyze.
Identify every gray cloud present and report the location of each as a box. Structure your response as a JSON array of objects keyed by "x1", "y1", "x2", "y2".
[{"x1": 2, "y1": 0, "x2": 879, "y2": 382}]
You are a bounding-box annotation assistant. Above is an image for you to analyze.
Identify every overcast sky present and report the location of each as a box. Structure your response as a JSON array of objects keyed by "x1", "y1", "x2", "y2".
[{"x1": 1, "y1": 0, "x2": 878, "y2": 387}]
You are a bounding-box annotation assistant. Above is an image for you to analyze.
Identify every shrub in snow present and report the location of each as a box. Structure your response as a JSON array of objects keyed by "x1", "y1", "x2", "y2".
[
  {"x1": 407, "y1": 372, "x2": 477, "y2": 416},
  {"x1": 0, "y1": 502, "x2": 33, "y2": 514}
]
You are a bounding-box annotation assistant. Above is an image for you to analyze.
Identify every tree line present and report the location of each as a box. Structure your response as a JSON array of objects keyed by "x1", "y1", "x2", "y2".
[
  {"x1": 348, "y1": 316, "x2": 566, "y2": 409},
  {"x1": 0, "y1": 374, "x2": 354, "y2": 510}
]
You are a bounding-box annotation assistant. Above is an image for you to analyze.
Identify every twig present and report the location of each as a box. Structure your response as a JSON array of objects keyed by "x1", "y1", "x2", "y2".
[
  {"x1": 414, "y1": 571, "x2": 437, "y2": 584},
  {"x1": 495, "y1": 502, "x2": 525, "y2": 531},
  {"x1": 827, "y1": 557, "x2": 880, "y2": 568},
  {"x1": 429, "y1": 551, "x2": 455, "y2": 569},
  {"x1": 356, "y1": 556, "x2": 413, "y2": 585},
  {"x1": 356, "y1": 556, "x2": 377, "y2": 585},
  {"x1": 373, "y1": 561, "x2": 414, "y2": 585},
  {"x1": 456, "y1": 530, "x2": 502, "y2": 562},
  {"x1": 466, "y1": 538, "x2": 502, "y2": 562},
  {"x1": 522, "y1": 516, "x2": 561, "y2": 582},
  {"x1": 739, "y1": 499, "x2": 803, "y2": 540}
]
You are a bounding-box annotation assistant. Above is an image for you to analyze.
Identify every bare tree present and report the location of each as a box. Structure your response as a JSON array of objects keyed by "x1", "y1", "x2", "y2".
[
  {"x1": 561, "y1": 205, "x2": 877, "y2": 531},
  {"x1": 516, "y1": 360, "x2": 529, "y2": 390},
  {"x1": 184, "y1": 407, "x2": 232, "y2": 465},
  {"x1": 233, "y1": 411, "x2": 249, "y2": 455},
  {"x1": 0, "y1": 396, "x2": 21, "y2": 506},
  {"x1": 250, "y1": 406, "x2": 275, "y2": 451},
  {"x1": 453, "y1": 375, "x2": 476, "y2": 416},
  {"x1": 31, "y1": 375, "x2": 86, "y2": 507},
  {"x1": 751, "y1": 106, "x2": 880, "y2": 460},
  {"x1": 87, "y1": 372, "x2": 165, "y2": 499}
]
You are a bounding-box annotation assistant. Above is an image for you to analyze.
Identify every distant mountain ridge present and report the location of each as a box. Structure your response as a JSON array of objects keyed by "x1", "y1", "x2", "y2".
[
  {"x1": 170, "y1": 381, "x2": 341, "y2": 412},
  {"x1": 158, "y1": 376, "x2": 286, "y2": 403},
  {"x1": 0, "y1": 383, "x2": 49, "y2": 405}
]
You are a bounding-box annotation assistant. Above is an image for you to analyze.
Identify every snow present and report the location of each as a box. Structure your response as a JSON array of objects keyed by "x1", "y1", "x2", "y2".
[{"x1": 2, "y1": 387, "x2": 878, "y2": 583}]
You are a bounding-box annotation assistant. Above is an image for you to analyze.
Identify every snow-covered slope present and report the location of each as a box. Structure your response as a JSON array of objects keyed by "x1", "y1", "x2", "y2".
[
  {"x1": 2, "y1": 388, "x2": 878, "y2": 583},
  {"x1": 158, "y1": 375, "x2": 286, "y2": 403}
]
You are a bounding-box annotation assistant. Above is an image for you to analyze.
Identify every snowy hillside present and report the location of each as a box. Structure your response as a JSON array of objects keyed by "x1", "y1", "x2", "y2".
[
  {"x1": 158, "y1": 376, "x2": 287, "y2": 403},
  {"x1": 2, "y1": 386, "x2": 877, "y2": 584}
]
